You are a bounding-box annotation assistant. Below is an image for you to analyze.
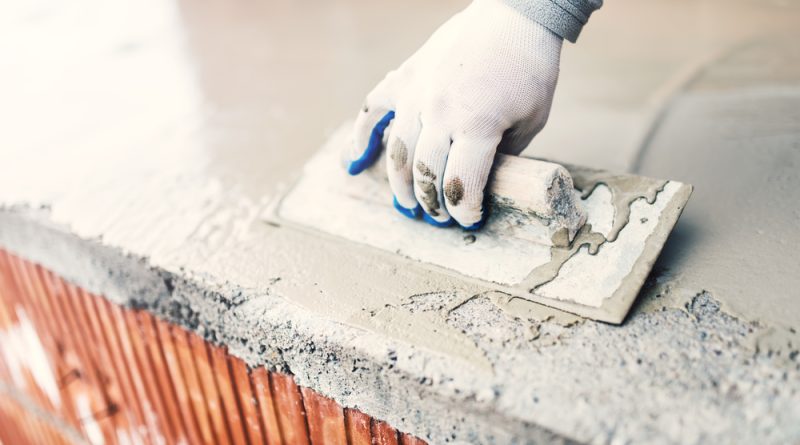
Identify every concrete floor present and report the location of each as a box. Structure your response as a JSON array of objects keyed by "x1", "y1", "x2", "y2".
[{"x1": 1, "y1": 0, "x2": 799, "y2": 443}]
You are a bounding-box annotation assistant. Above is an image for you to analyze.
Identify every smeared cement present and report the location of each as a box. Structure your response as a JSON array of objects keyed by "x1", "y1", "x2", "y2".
[{"x1": 570, "y1": 167, "x2": 668, "y2": 242}]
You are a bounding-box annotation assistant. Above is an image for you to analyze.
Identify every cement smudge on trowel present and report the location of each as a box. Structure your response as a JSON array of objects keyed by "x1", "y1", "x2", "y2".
[
  {"x1": 530, "y1": 182, "x2": 685, "y2": 310},
  {"x1": 517, "y1": 171, "x2": 670, "y2": 293},
  {"x1": 570, "y1": 166, "x2": 669, "y2": 242},
  {"x1": 523, "y1": 224, "x2": 606, "y2": 292}
]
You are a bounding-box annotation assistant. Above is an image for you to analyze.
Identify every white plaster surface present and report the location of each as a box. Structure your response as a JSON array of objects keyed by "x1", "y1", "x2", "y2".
[{"x1": 1, "y1": 0, "x2": 799, "y2": 444}]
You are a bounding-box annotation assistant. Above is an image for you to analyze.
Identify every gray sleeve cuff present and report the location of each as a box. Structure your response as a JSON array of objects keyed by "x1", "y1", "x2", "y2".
[{"x1": 503, "y1": 0, "x2": 603, "y2": 43}]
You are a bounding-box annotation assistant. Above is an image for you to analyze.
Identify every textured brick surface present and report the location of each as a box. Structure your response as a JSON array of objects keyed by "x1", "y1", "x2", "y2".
[{"x1": 0, "y1": 249, "x2": 422, "y2": 445}]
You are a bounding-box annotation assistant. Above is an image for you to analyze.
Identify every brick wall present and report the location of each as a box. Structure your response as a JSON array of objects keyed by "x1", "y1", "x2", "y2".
[{"x1": 0, "y1": 249, "x2": 426, "y2": 445}]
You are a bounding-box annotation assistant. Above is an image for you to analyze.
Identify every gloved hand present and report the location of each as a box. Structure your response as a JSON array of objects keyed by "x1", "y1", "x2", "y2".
[{"x1": 346, "y1": 0, "x2": 563, "y2": 229}]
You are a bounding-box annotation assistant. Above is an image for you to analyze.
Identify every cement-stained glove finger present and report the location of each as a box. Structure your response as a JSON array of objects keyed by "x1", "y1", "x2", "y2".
[
  {"x1": 385, "y1": 106, "x2": 423, "y2": 218},
  {"x1": 412, "y1": 126, "x2": 454, "y2": 226},
  {"x1": 443, "y1": 135, "x2": 503, "y2": 229}
]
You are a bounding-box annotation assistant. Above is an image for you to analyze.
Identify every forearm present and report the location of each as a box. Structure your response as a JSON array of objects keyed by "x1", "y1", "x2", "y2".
[{"x1": 502, "y1": 0, "x2": 603, "y2": 42}]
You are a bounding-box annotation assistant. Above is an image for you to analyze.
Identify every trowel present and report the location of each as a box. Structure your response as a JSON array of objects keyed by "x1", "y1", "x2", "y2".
[{"x1": 267, "y1": 124, "x2": 692, "y2": 323}]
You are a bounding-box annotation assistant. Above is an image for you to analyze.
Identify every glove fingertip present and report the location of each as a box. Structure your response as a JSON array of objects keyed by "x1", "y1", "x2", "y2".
[
  {"x1": 393, "y1": 196, "x2": 422, "y2": 219},
  {"x1": 422, "y1": 213, "x2": 455, "y2": 228},
  {"x1": 461, "y1": 218, "x2": 485, "y2": 231},
  {"x1": 456, "y1": 197, "x2": 489, "y2": 231}
]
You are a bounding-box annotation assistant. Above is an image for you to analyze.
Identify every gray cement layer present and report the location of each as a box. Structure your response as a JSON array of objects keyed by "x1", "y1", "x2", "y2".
[{"x1": 2, "y1": 0, "x2": 800, "y2": 444}]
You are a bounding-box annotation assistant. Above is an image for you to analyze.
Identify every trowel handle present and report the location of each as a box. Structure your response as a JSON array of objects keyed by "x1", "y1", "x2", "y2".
[{"x1": 367, "y1": 151, "x2": 586, "y2": 244}]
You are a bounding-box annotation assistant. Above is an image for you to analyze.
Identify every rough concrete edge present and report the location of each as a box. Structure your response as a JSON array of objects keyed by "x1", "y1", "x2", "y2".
[
  {"x1": 0, "y1": 382, "x2": 89, "y2": 445},
  {"x1": 0, "y1": 206, "x2": 578, "y2": 445}
]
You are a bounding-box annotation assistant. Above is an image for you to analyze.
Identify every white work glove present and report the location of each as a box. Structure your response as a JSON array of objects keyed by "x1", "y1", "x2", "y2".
[{"x1": 346, "y1": 0, "x2": 563, "y2": 229}]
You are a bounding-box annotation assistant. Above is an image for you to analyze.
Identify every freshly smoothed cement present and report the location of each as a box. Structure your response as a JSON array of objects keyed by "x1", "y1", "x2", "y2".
[{"x1": 1, "y1": 0, "x2": 800, "y2": 443}]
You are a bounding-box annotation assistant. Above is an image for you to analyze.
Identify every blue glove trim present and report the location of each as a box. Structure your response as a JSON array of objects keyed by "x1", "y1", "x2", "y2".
[
  {"x1": 460, "y1": 198, "x2": 489, "y2": 231},
  {"x1": 347, "y1": 110, "x2": 396, "y2": 175},
  {"x1": 422, "y1": 213, "x2": 455, "y2": 228},
  {"x1": 461, "y1": 220, "x2": 485, "y2": 231},
  {"x1": 393, "y1": 196, "x2": 422, "y2": 219}
]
